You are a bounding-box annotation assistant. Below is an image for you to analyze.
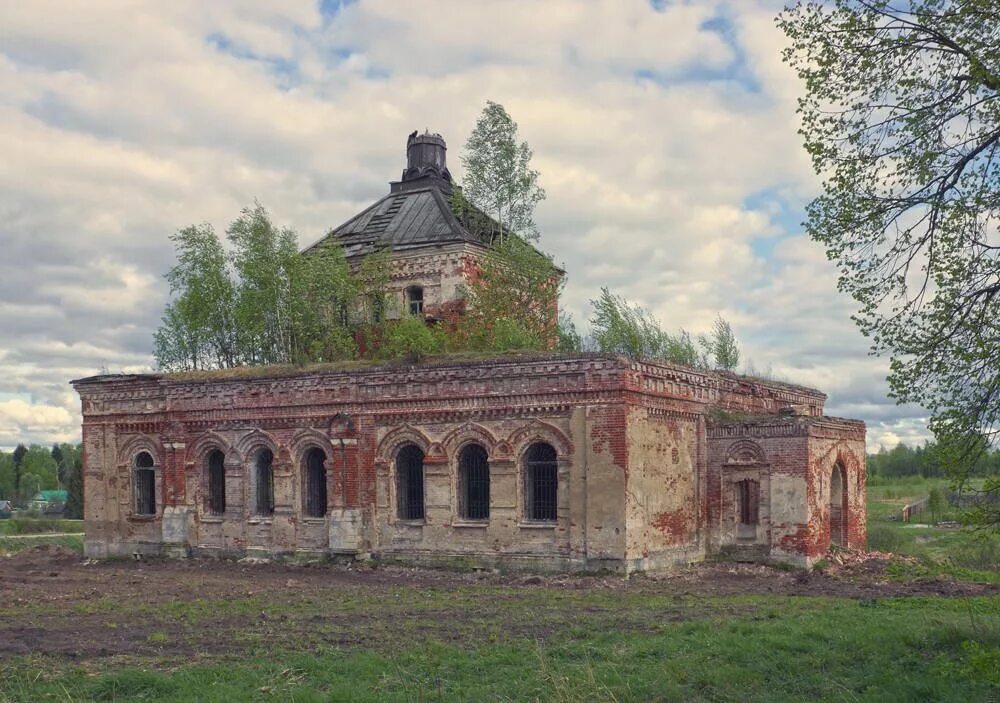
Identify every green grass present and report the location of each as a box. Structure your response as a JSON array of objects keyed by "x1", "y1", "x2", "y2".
[
  {"x1": 0, "y1": 517, "x2": 84, "y2": 536},
  {"x1": 1, "y1": 477, "x2": 997, "y2": 701},
  {"x1": 866, "y1": 476, "x2": 1000, "y2": 581},
  {"x1": 0, "y1": 595, "x2": 997, "y2": 702},
  {"x1": 0, "y1": 534, "x2": 83, "y2": 556}
]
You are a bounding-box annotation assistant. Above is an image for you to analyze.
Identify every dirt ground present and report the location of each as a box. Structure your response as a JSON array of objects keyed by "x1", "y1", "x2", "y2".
[{"x1": 2, "y1": 545, "x2": 996, "y2": 664}]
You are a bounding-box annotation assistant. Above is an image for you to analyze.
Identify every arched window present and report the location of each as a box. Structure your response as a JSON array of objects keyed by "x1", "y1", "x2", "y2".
[
  {"x1": 207, "y1": 449, "x2": 226, "y2": 515},
  {"x1": 524, "y1": 442, "x2": 557, "y2": 522},
  {"x1": 304, "y1": 447, "x2": 328, "y2": 518},
  {"x1": 458, "y1": 444, "x2": 490, "y2": 520},
  {"x1": 407, "y1": 286, "x2": 424, "y2": 315},
  {"x1": 396, "y1": 444, "x2": 425, "y2": 520},
  {"x1": 134, "y1": 451, "x2": 156, "y2": 516},
  {"x1": 254, "y1": 448, "x2": 275, "y2": 516},
  {"x1": 736, "y1": 479, "x2": 759, "y2": 526}
]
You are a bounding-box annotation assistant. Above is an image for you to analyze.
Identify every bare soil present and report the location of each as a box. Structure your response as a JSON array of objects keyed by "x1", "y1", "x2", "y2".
[{"x1": 2, "y1": 545, "x2": 996, "y2": 664}]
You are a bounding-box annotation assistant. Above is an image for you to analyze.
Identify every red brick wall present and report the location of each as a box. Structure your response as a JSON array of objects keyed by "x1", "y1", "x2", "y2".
[{"x1": 73, "y1": 354, "x2": 864, "y2": 568}]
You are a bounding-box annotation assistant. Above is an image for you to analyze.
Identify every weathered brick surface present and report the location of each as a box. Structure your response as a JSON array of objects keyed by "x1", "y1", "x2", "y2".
[{"x1": 73, "y1": 353, "x2": 864, "y2": 571}]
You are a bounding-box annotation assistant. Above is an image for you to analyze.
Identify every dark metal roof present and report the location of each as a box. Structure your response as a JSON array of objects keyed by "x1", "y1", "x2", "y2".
[
  {"x1": 305, "y1": 185, "x2": 489, "y2": 259},
  {"x1": 303, "y1": 131, "x2": 562, "y2": 267},
  {"x1": 303, "y1": 130, "x2": 497, "y2": 259}
]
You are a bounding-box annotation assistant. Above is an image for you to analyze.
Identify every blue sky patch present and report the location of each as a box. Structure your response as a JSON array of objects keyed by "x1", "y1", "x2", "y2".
[
  {"x1": 207, "y1": 33, "x2": 301, "y2": 88},
  {"x1": 319, "y1": 0, "x2": 357, "y2": 23}
]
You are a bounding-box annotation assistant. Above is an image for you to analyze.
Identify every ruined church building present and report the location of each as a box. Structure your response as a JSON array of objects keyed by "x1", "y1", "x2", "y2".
[{"x1": 73, "y1": 132, "x2": 866, "y2": 571}]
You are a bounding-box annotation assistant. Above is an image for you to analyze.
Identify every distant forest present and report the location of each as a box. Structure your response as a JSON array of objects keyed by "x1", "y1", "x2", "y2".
[
  {"x1": 867, "y1": 441, "x2": 1000, "y2": 480},
  {"x1": 0, "y1": 443, "x2": 83, "y2": 518}
]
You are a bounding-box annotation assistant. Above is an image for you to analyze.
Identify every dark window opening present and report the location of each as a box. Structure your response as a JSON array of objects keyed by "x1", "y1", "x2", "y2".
[
  {"x1": 458, "y1": 444, "x2": 490, "y2": 520},
  {"x1": 207, "y1": 449, "x2": 226, "y2": 515},
  {"x1": 525, "y1": 442, "x2": 557, "y2": 522},
  {"x1": 305, "y1": 447, "x2": 328, "y2": 518},
  {"x1": 255, "y1": 448, "x2": 275, "y2": 516},
  {"x1": 396, "y1": 444, "x2": 425, "y2": 520},
  {"x1": 736, "y1": 479, "x2": 759, "y2": 526},
  {"x1": 135, "y1": 451, "x2": 156, "y2": 515},
  {"x1": 407, "y1": 286, "x2": 424, "y2": 315}
]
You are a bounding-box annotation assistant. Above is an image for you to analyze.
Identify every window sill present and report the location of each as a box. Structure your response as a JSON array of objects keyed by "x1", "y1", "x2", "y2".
[
  {"x1": 518, "y1": 521, "x2": 556, "y2": 529},
  {"x1": 452, "y1": 520, "x2": 489, "y2": 528},
  {"x1": 302, "y1": 517, "x2": 327, "y2": 524},
  {"x1": 200, "y1": 515, "x2": 225, "y2": 523},
  {"x1": 247, "y1": 516, "x2": 274, "y2": 525},
  {"x1": 129, "y1": 514, "x2": 158, "y2": 522},
  {"x1": 395, "y1": 519, "x2": 426, "y2": 527}
]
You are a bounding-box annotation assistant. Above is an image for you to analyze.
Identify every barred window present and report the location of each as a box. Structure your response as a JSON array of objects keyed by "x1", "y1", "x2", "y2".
[
  {"x1": 458, "y1": 444, "x2": 490, "y2": 520},
  {"x1": 396, "y1": 444, "x2": 425, "y2": 520},
  {"x1": 524, "y1": 442, "x2": 557, "y2": 522},
  {"x1": 134, "y1": 451, "x2": 156, "y2": 516},
  {"x1": 736, "y1": 479, "x2": 759, "y2": 526},
  {"x1": 304, "y1": 447, "x2": 328, "y2": 518},
  {"x1": 207, "y1": 449, "x2": 226, "y2": 515},
  {"x1": 255, "y1": 448, "x2": 275, "y2": 516}
]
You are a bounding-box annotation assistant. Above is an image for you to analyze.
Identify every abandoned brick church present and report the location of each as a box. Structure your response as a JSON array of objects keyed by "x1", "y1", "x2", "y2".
[{"x1": 72, "y1": 132, "x2": 866, "y2": 571}]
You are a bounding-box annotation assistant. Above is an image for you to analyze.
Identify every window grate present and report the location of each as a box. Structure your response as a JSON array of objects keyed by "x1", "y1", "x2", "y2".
[
  {"x1": 459, "y1": 445, "x2": 490, "y2": 520},
  {"x1": 256, "y1": 449, "x2": 275, "y2": 516},
  {"x1": 207, "y1": 450, "x2": 226, "y2": 515},
  {"x1": 396, "y1": 445, "x2": 425, "y2": 520},
  {"x1": 525, "y1": 443, "x2": 557, "y2": 521},
  {"x1": 135, "y1": 451, "x2": 155, "y2": 515},
  {"x1": 305, "y1": 448, "x2": 328, "y2": 518}
]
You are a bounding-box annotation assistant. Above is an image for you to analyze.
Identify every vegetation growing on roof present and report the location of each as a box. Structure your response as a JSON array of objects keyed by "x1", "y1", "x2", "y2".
[
  {"x1": 460, "y1": 101, "x2": 546, "y2": 242},
  {"x1": 589, "y1": 288, "x2": 741, "y2": 370}
]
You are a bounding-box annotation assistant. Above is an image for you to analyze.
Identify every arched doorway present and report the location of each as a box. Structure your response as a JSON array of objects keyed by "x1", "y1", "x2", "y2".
[{"x1": 829, "y1": 462, "x2": 846, "y2": 547}]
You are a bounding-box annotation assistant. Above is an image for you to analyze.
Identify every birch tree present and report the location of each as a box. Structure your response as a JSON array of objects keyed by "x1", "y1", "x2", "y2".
[
  {"x1": 779, "y1": 0, "x2": 1000, "y2": 522},
  {"x1": 460, "y1": 101, "x2": 546, "y2": 242}
]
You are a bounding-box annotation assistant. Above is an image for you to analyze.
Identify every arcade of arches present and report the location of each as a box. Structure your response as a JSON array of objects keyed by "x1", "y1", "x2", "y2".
[{"x1": 75, "y1": 353, "x2": 866, "y2": 571}]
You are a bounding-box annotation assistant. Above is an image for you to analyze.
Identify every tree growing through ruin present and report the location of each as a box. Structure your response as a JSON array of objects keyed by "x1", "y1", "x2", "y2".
[
  {"x1": 779, "y1": 0, "x2": 1000, "y2": 523},
  {"x1": 154, "y1": 223, "x2": 237, "y2": 370},
  {"x1": 453, "y1": 235, "x2": 563, "y2": 352},
  {"x1": 154, "y1": 203, "x2": 361, "y2": 371},
  {"x1": 228, "y1": 203, "x2": 301, "y2": 366},
  {"x1": 590, "y1": 288, "x2": 710, "y2": 366},
  {"x1": 700, "y1": 316, "x2": 740, "y2": 371},
  {"x1": 460, "y1": 101, "x2": 546, "y2": 242}
]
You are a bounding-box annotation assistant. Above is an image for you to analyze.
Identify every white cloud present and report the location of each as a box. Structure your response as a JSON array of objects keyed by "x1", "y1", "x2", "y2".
[
  {"x1": 0, "y1": 399, "x2": 76, "y2": 448},
  {"x1": 0, "y1": 0, "x2": 931, "y2": 451}
]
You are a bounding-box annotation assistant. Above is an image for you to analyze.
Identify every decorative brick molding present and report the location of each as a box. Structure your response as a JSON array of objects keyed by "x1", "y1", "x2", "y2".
[{"x1": 73, "y1": 353, "x2": 865, "y2": 570}]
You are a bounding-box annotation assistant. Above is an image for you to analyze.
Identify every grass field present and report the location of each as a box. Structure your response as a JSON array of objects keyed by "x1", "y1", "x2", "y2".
[
  {"x1": 865, "y1": 477, "x2": 1000, "y2": 582},
  {"x1": 0, "y1": 517, "x2": 84, "y2": 558},
  {"x1": 0, "y1": 480, "x2": 997, "y2": 702},
  {"x1": 0, "y1": 517, "x2": 84, "y2": 536},
  {"x1": 1, "y1": 559, "x2": 997, "y2": 703},
  {"x1": 0, "y1": 533, "x2": 83, "y2": 555}
]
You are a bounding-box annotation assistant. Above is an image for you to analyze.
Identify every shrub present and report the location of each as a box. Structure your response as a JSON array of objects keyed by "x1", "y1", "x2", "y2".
[{"x1": 381, "y1": 316, "x2": 445, "y2": 362}]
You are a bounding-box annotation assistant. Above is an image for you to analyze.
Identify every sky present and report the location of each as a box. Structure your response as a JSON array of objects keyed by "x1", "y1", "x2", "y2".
[{"x1": 0, "y1": 0, "x2": 932, "y2": 451}]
